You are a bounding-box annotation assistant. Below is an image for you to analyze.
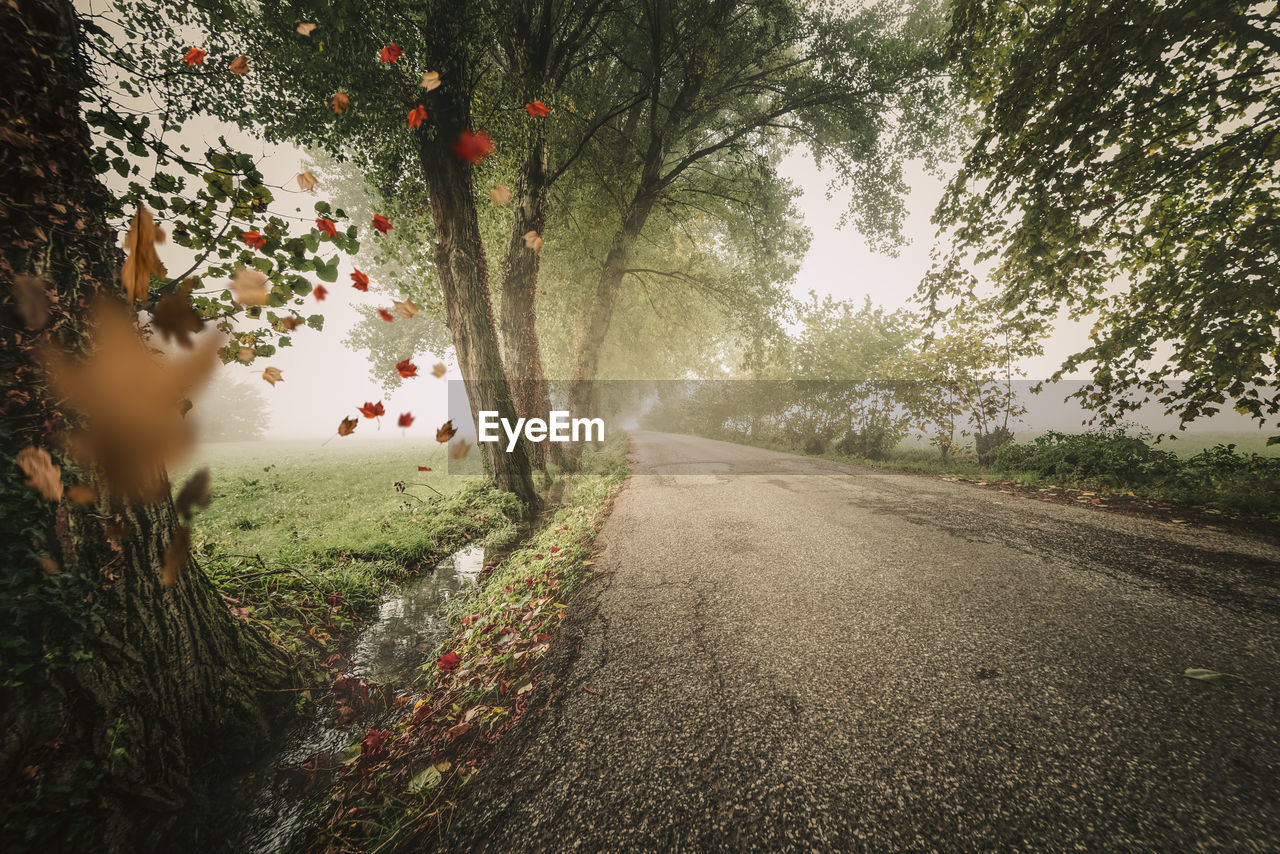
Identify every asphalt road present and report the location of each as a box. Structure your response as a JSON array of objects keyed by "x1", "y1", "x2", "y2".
[{"x1": 442, "y1": 432, "x2": 1280, "y2": 852}]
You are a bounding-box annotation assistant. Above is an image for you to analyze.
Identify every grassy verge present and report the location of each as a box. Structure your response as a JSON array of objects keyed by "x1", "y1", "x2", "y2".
[
  {"x1": 180, "y1": 439, "x2": 522, "y2": 687},
  {"x1": 705, "y1": 430, "x2": 1280, "y2": 520},
  {"x1": 302, "y1": 435, "x2": 631, "y2": 852}
]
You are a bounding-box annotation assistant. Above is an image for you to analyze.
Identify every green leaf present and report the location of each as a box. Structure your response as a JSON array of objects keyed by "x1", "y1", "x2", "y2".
[
  {"x1": 407, "y1": 766, "x2": 441, "y2": 794},
  {"x1": 1183, "y1": 668, "x2": 1243, "y2": 684}
]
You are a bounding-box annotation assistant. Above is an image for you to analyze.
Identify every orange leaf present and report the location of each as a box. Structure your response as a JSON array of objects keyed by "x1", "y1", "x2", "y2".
[
  {"x1": 431, "y1": 362, "x2": 447, "y2": 378},
  {"x1": 183, "y1": 48, "x2": 206, "y2": 66},
  {"x1": 351, "y1": 268, "x2": 370, "y2": 291},
  {"x1": 408, "y1": 105, "x2": 428, "y2": 128},
  {"x1": 331, "y1": 92, "x2": 350, "y2": 114},
  {"x1": 17, "y1": 447, "x2": 62, "y2": 502},
  {"x1": 121, "y1": 204, "x2": 167, "y2": 304},
  {"x1": 523, "y1": 230, "x2": 543, "y2": 253},
  {"x1": 261, "y1": 366, "x2": 283, "y2": 386},
  {"x1": 378, "y1": 308, "x2": 394, "y2": 322},
  {"x1": 229, "y1": 55, "x2": 250, "y2": 75},
  {"x1": 241, "y1": 230, "x2": 265, "y2": 249},
  {"x1": 393, "y1": 299, "x2": 419, "y2": 319},
  {"x1": 490, "y1": 185, "x2": 512, "y2": 205},
  {"x1": 379, "y1": 44, "x2": 402, "y2": 64},
  {"x1": 297, "y1": 22, "x2": 317, "y2": 36},
  {"x1": 420, "y1": 70, "x2": 441, "y2": 91},
  {"x1": 296, "y1": 170, "x2": 319, "y2": 191},
  {"x1": 316, "y1": 217, "x2": 338, "y2": 237},
  {"x1": 313, "y1": 284, "x2": 328, "y2": 301},
  {"x1": 524, "y1": 100, "x2": 550, "y2": 117},
  {"x1": 452, "y1": 130, "x2": 494, "y2": 165},
  {"x1": 436, "y1": 420, "x2": 457, "y2": 443}
]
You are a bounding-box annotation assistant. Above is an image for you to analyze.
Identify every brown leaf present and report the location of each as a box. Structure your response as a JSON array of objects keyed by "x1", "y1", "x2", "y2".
[
  {"x1": 230, "y1": 267, "x2": 270, "y2": 306},
  {"x1": 297, "y1": 22, "x2": 318, "y2": 36},
  {"x1": 236, "y1": 347, "x2": 255, "y2": 363},
  {"x1": 13, "y1": 275, "x2": 50, "y2": 330},
  {"x1": 490, "y1": 185, "x2": 512, "y2": 205},
  {"x1": 17, "y1": 446, "x2": 62, "y2": 502},
  {"x1": 420, "y1": 70, "x2": 441, "y2": 91},
  {"x1": 261, "y1": 366, "x2": 283, "y2": 386},
  {"x1": 229, "y1": 55, "x2": 250, "y2": 75},
  {"x1": 393, "y1": 299, "x2": 420, "y2": 319},
  {"x1": 39, "y1": 557, "x2": 59, "y2": 574},
  {"x1": 338, "y1": 416, "x2": 358, "y2": 437},
  {"x1": 162, "y1": 525, "x2": 191, "y2": 587},
  {"x1": 121, "y1": 204, "x2": 167, "y2": 304},
  {"x1": 449, "y1": 438, "x2": 472, "y2": 460},
  {"x1": 43, "y1": 302, "x2": 221, "y2": 503},
  {"x1": 296, "y1": 170, "x2": 319, "y2": 191},
  {"x1": 66, "y1": 484, "x2": 97, "y2": 505},
  {"x1": 281, "y1": 316, "x2": 302, "y2": 331},
  {"x1": 431, "y1": 362, "x2": 447, "y2": 379},
  {"x1": 331, "y1": 92, "x2": 350, "y2": 115},
  {"x1": 151, "y1": 280, "x2": 203, "y2": 347},
  {"x1": 175, "y1": 468, "x2": 211, "y2": 520},
  {"x1": 522, "y1": 230, "x2": 543, "y2": 253},
  {"x1": 435, "y1": 420, "x2": 457, "y2": 443}
]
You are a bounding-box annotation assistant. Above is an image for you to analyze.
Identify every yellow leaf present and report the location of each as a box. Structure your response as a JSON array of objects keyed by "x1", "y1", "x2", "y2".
[
  {"x1": 261, "y1": 366, "x2": 283, "y2": 386},
  {"x1": 296, "y1": 170, "x2": 319, "y2": 191},
  {"x1": 420, "y1": 70, "x2": 441, "y2": 91}
]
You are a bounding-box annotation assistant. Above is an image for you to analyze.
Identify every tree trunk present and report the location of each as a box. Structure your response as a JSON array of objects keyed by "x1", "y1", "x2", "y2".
[
  {"x1": 498, "y1": 123, "x2": 555, "y2": 468},
  {"x1": 0, "y1": 3, "x2": 293, "y2": 850},
  {"x1": 415, "y1": 62, "x2": 539, "y2": 511}
]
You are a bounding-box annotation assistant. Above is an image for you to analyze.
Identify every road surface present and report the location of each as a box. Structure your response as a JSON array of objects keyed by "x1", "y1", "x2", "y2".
[{"x1": 442, "y1": 432, "x2": 1280, "y2": 851}]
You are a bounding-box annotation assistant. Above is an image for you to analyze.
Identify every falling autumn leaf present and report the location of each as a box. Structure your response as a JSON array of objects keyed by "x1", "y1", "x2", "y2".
[
  {"x1": 398, "y1": 412, "x2": 415, "y2": 428},
  {"x1": 393, "y1": 299, "x2": 419, "y2": 319},
  {"x1": 262, "y1": 366, "x2": 283, "y2": 386},
  {"x1": 316, "y1": 217, "x2": 338, "y2": 237},
  {"x1": 379, "y1": 43, "x2": 403, "y2": 64},
  {"x1": 490, "y1": 185, "x2": 512, "y2": 205},
  {"x1": 281, "y1": 316, "x2": 302, "y2": 331},
  {"x1": 523, "y1": 230, "x2": 543, "y2": 253},
  {"x1": 13, "y1": 275, "x2": 50, "y2": 330},
  {"x1": 241, "y1": 230, "x2": 266, "y2": 250},
  {"x1": 17, "y1": 447, "x2": 62, "y2": 502},
  {"x1": 183, "y1": 48, "x2": 206, "y2": 66},
  {"x1": 331, "y1": 92, "x2": 350, "y2": 115},
  {"x1": 525, "y1": 100, "x2": 550, "y2": 117},
  {"x1": 358, "y1": 401, "x2": 385, "y2": 419},
  {"x1": 151, "y1": 280, "x2": 203, "y2": 347},
  {"x1": 43, "y1": 303, "x2": 221, "y2": 503},
  {"x1": 296, "y1": 170, "x2": 319, "y2": 191},
  {"x1": 229, "y1": 55, "x2": 250, "y2": 75},
  {"x1": 420, "y1": 70, "x2": 441, "y2": 90},
  {"x1": 408, "y1": 105, "x2": 428, "y2": 128},
  {"x1": 417, "y1": 466, "x2": 432, "y2": 472},
  {"x1": 436, "y1": 420, "x2": 457, "y2": 443},
  {"x1": 338, "y1": 416, "x2": 358, "y2": 437},
  {"x1": 121, "y1": 204, "x2": 167, "y2": 304},
  {"x1": 313, "y1": 284, "x2": 328, "y2": 301},
  {"x1": 378, "y1": 308, "x2": 394, "y2": 322},
  {"x1": 66, "y1": 484, "x2": 97, "y2": 505},
  {"x1": 236, "y1": 347, "x2": 254, "y2": 363},
  {"x1": 452, "y1": 130, "x2": 494, "y2": 165},
  {"x1": 371, "y1": 214, "x2": 393, "y2": 234},
  {"x1": 162, "y1": 525, "x2": 191, "y2": 587},
  {"x1": 175, "y1": 468, "x2": 211, "y2": 520},
  {"x1": 395, "y1": 359, "x2": 418, "y2": 378},
  {"x1": 350, "y1": 269, "x2": 370, "y2": 291},
  {"x1": 297, "y1": 22, "x2": 317, "y2": 36},
  {"x1": 431, "y1": 362, "x2": 447, "y2": 378},
  {"x1": 230, "y1": 267, "x2": 270, "y2": 306},
  {"x1": 449, "y1": 439, "x2": 472, "y2": 460}
]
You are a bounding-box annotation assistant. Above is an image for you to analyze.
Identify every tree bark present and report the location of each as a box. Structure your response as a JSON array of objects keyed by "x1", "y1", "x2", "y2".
[
  {"x1": 415, "y1": 53, "x2": 539, "y2": 511},
  {"x1": 498, "y1": 123, "x2": 555, "y2": 468},
  {"x1": 0, "y1": 3, "x2": 293, "y2": 850}
]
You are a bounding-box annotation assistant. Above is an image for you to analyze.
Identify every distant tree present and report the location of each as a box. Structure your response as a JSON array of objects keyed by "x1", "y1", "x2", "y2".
[
  {"x1": 930, "y1": 0, "x2": 1280, "y2": 436},
  {"x1": 193, "y1": 371, "x2": 270, "y2": 442}
]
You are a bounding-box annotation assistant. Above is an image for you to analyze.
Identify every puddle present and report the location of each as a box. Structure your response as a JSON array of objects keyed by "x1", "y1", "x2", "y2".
[{"x1": 208, "y1": 548, "x2": 484, "y2": 853}]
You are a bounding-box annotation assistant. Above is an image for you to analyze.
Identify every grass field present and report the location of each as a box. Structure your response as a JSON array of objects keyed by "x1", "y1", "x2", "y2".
[{"x1": 177, "y1": 439, "x2": 523, "y2": 674}]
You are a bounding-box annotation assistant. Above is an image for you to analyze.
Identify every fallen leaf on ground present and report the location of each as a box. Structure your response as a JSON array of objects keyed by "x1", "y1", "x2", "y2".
[
  {"x1": 1184, "y1": 668, "x2": 1244, "y2": 684},
  {"x1": 17, "y1": 447, "x2": 62, "y2": 502},
  {"x1": 407, "y1": 766, "x2": 441, "y2": 794}
]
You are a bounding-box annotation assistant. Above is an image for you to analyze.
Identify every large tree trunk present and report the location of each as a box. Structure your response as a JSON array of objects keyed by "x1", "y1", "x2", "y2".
[
  {"x1": 498, "y1": 123, "x2": 555, "y2": 468},
  {"x1": 0, "y1": 3, "x2": 293, "y2": 850},
  {"x1": 415, "y1": 41, "x2": 539, "y2": 511}
]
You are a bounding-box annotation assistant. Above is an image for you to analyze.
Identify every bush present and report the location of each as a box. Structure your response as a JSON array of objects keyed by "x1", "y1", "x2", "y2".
[
  {"x1": 974, "y1": 426, "x2": 1014, "y2": 465},
  {"x1": 835, "y1": 424, "x2": 899, "y2": 460}
]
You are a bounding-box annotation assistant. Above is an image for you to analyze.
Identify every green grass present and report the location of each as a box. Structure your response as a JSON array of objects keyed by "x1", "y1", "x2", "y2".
[{"x1": 178, "y1": 440, "x2": 523, "y2": 675}]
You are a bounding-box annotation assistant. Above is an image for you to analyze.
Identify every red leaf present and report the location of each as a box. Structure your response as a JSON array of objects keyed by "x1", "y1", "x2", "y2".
[
  {"x1": 241, "y1": 230, "x2": 265, "y2": 250},
  {"x1": 378, "y1": 43, "x2": 402, "y2": 64},
  {"x1": 452, "y1": 130, "x2": 494, "y2": 165},
  {"x1": 378, "y1": 308, "x2": 394, "y2": 322},
  {"x1": 313, "y1": 284, "x2": 328, "y2": 301},
  {"x1": 437, "y1": 651, "x2": 460, "y2": 672},
  {"x1": 397, "y1": 412, "x2": 415, "y2": 428},
  {"x1": 408, "y1": 105, "x2": 428, "y2": 128},
  {"x1": 524, "y1": 100, "x2": 550, "y2": 117},
  {"x1": 350, "y1": 269, "x2": 370, "y2": 291},
  {"x1": 371, "y1": 214, "x2": 393, "y2": 234},
  {"x1": 358, "y1": 401, "x2": 385, "y2": 419},
  {"x1": 417, "y1": 466, "x2": 433, "y2": 472},
  {"x1": 316, "y1": 217, "x2": 337, "y2": 237},
  {"x1": 183, "y1": 48, "x2": 206, "y2": 66},
  {"x1": 395, "y1": 359, "x2": 418, "y2": 378}
]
